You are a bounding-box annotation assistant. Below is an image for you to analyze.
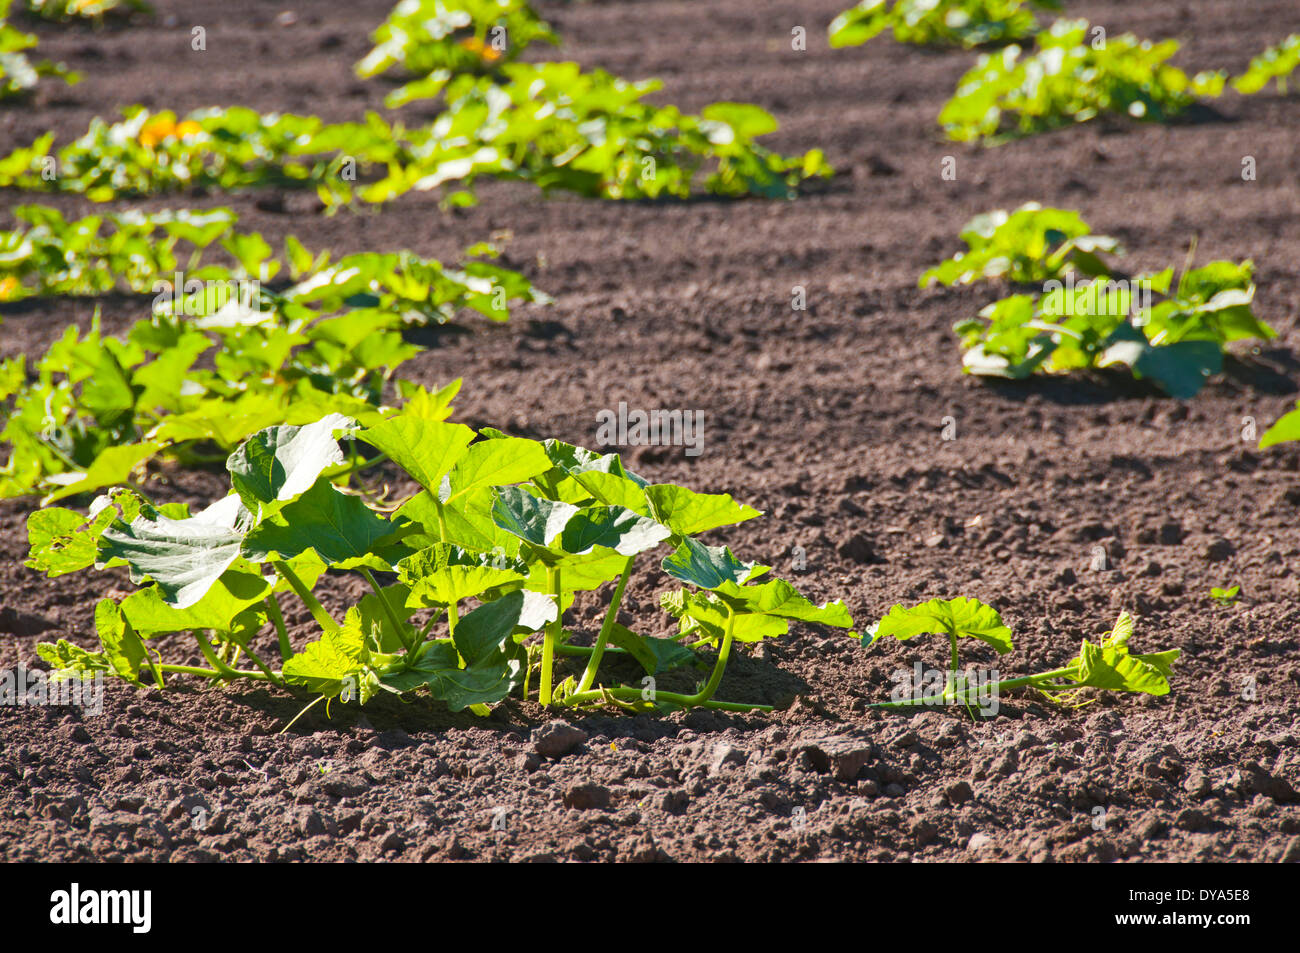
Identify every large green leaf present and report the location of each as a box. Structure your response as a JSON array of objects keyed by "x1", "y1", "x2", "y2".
[
  {"x1": 728, "y1": 578, "x2": 854, "y2": 628},
  {"x1": 227, "y1": 413, "x2": 353, "y2": 514},
  {"x1": 119, "y1": 563, "x2": 270, "y2": 635},
  {"x1": 490, "y1": 486, "x2": 579, "y2": 548},
  {"x1": 443, "y1": 435, "x2": 551, "y2": 502},
  {"x1": 1099, "y1": 323, "x2": 1222, "y2": 399},
  {"x1": 1074, "y1": 640, "x2": 1174, "y2": 695},
  {"x1": 243, "y1": 479, "x2": 396, "y2": 565},
  {"x1": 41, "y1": 441, "x2": 164, "y2": 505},
  {"x1": 397, "y1": 542, "x2": 526, "y2": 607},
  {"x1": 282, "y1": 609, "x2": 369, "y2": 698},
  {"x1": 873, "y1": 597, "x2": 1014, "y2": 654},
  {"x1": 452, "y1": 589, "x2": 531, "y2": 665},
  {"x1": 379, "y1": 641, "x2": 522, "y2": 711},
  {"x1": 645, "y1": 484, "x2": 760, "y2": 536},
  {"x1": 397, "y1": 486, "x2": 521, "y2": 553},
  {"x1": 97, "y1": 493, "x2": 252, "y2": 608},
  {"x1": 557, "y1": 505, "x2": 671, "y2": 557},
  {"x1": 358, "y1": 416, "x2": 475, "y2": 494},
  {"x1": 661, "y1": 538, "x2": 766, "y2": 592},
  {"x1": 606, "y1": 622, "x2": 698, "y2": 674}
]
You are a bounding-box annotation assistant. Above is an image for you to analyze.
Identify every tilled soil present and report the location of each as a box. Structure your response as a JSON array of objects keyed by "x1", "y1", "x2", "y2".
[{"x1": 2, "y1": 0, "x2": 1300, "y2": 863}]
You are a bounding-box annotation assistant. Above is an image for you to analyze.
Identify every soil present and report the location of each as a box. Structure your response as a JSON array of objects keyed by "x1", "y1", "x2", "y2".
[{"x1": 2, "y1": 0, "x2": 1300, "y2": 864}]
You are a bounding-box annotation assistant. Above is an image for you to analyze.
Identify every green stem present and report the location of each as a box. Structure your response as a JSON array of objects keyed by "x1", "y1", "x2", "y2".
[
  {"x1": 562, "y1": 686, "x2": 773, "y2": 713},
  {"x1": 195, "y1": 635, "x2": 241, "y2": 680},
  {"x1": 236, "y1": 641, "x2": 284, "y2": 687},
  {"x1": 265, "y1": 594, "x2": 292, "y2": 662},
  {"x1": 556, "y1": 644, "x2": 630, "y2": 658},
  {"x1": 689, "y1": 604, "x2": 737, "y2": 705},
  {"x1": 361, "y1": 567, "x2": 413, "y2": 653},
  {"x1": 273, "y1": 560, "x2": 339, "y2": 636},
  {"x1": 321, "y1": 451, "x2": 389, "y2": 482},
  {"x1": 947, "y1": 628, "x2": 960, "y2": 675},
  {"x1": 156, "y1": 663, "x2": 273, "y2": 680},
  {"x1": 539, "y1": 565, "x2": 561, "y2": 707},
  {"x1": 872, "y1": 666, "x2": 1080, "y2": 709},
  {"x1": 576, "y1": 554, "x2": 634, "y2": 694}
]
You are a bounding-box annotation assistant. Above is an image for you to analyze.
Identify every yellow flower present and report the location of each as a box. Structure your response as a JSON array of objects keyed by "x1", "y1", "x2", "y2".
[
  {"x1": 0, "y1": 276, "x2": 20, "y2": 301},
  {"x1": 139, "y1": 116, "x2": 178, "y2": 149},
  {"x1": 458, "y1": 37, "x2": 503, "y2": 62},
  {"x1": 175, "y1": 120, "x2": 202, "y2": 138}
]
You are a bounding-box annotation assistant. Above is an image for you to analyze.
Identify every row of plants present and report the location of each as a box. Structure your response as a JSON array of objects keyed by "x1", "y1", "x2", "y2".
[
  {"x1": 0, "y1": 1, "x2": 829, "y2": 206},
  {"x1": 830, "y1": 0, "x2": 1060, "y2": 51},
  {"x1": 0, "y1": 203, "x2": 544, "y2": 501},
  {"x1": 29, "y1": 413, "x2": 855, "y2": 716},
  {"x1": 923, "y1": 204, "x2": 1274, "y2": 398},
  {"x1": 0, "y1": 0, "x2": 77, "y2": 100},
  {"x1": 829, "y1": 1, "x2": 1300, "y2": 143},
  {"x1": 29, "y1": 411, "x2": 1180, "y2": 721}
]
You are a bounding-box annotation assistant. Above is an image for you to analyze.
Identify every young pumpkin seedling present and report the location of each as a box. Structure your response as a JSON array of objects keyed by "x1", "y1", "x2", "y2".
[{"x1": 866, "y1": 600, "x2": 1179, "y2": 712}]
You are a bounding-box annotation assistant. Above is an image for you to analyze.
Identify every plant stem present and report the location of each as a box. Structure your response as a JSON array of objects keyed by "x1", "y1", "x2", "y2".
[
  {"x1": 265, "y1": 594, "x2": 292, "y2": 661},
  {"x1": 273, "y1": 560, "x2": 339, "y2": 636},
  {"x1": 555, "y1": 644, "x2": 630, "y2": 658},
  {"x1": 156, "y1": 663, "x2": 275, "y2": 681},
  {"x1": 947, "y1": 627, "x2": 959, "y2": 675},
  {"x1": 236, "y1": 641, "x2": 285, "y2": 687},
  {"x1": 871, "y1": 666, "x2": 1080, "y2": 709},
  {"x1": 539, "y1": 565, "x2": 561, "y2": 707},
  {"x1": 361, "y1": 567, "x2": 412, "y2": 653},
  {"x1": 575, "y1": 554, "x2": 634, "y2": 694},
  {"x1": 196, "y1": 635, "x2": 238, "y2": 679},
  {"x1": 688, "y1": 604, "x2": 737, "y2": 705},
  {"x1": 562, "y1": 685, "x2": 773, "y2": 713}
]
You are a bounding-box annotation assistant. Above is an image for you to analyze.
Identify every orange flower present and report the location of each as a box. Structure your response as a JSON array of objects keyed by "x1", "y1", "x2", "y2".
[
  {"x1": 139, "y1": 117, "x2": 201, "y2": 149},
  {"x1": 139, "y1": 117, "x2": 177, "y2": 149},
  {"x1": 458, "y1": 37, "x2": 503, "y2": 62},
  {"x1": 0, "y1": 276, "x2": 20, "y2": 301}
]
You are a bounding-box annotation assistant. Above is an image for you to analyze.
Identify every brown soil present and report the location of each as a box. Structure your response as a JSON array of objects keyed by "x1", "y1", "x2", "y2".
[{"x1": 2, "y1": 0, "x2": 1300, "y2": 864}]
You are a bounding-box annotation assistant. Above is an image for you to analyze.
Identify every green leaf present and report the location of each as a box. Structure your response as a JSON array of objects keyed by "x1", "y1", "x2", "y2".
[
  {"x1": 227, "y1": 413, "x2": 353, "y2": 514},
  {"x1": 379, "y1": 641, "x2": 522, "y2": 711},
  {"x1": 119, "y1": 564, "x2": 270, "y2": 635},
  {"x1": 26, "y1": 503, "x2": 119, "y2": 577},
  {"x1": 728, "y1": 577, "x2": 855, "y2": 628},
  {"x1": 95, "y1": 598, "x2": 147, "y2": 685},
  {"x1": 1260, "y1": 407, "x2": 1300, "y2": 449},
  {"x1": 282, "y1": 609, "x2": 369, "y2": 698},
  {"x1": 397, "y1": 543, "x2": 526, "y2": 607},
  {"x1": 1099, "y1": 323, "x2": 1222, "y2": 399},
  {"x1": 443, "y1": 435, "x2": 551, "y2": 502},
  {"x1": 661, "y1": 538, "x2": 765, "y2": 592},
  {"x1": 873, "y1": 597, "x2": 1014, "y2": 654},
  {"x1": 606, "y1": 622, "x2": 697, "y2": 675},
  {"x1": 452, "y1": 589, "x2": 531, "y2": 666},
  {"x1": 98, "y1": 494, "x2": 252, "y2": 609},
  {"x1": 36, "y1": 639, "x2": 110, "y2": 678},
  {"x1": 41, "y1": 442, "x2": 163, "y2": 505},
  {"x1": 1075, "y1": 640, "x2": 1174, "y2": 695},
  {"x1": 243, "y1": 479, "x2": 395, "y2": 565},
  {"x1": 644, "y1": 484, "x2": 760, "y2": 536},
  {"x1": 557, "y1": 505, "x2": 671, "y2": 557},
  {"x1": 358, "y1": 417, "x2": 475, "y2": 494},
  {"x1": 491, "y1": 486, "x2": 580, "y2": 548}
]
